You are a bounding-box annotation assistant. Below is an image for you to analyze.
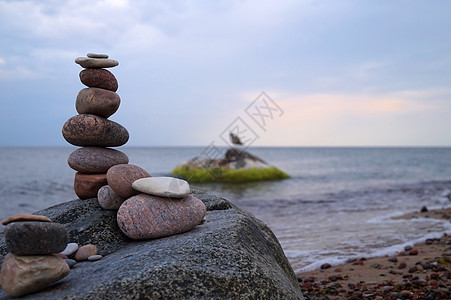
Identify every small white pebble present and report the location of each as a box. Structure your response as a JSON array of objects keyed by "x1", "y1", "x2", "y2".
[
  {"x1": 60, "y1": 242, "x2": 79, "y2": 256},
  {"x1": 88, "y1": 254, "x2": 103, "y2": 261}
]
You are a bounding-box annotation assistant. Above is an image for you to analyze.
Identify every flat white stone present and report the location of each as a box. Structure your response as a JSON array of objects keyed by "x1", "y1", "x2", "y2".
[
  {"x1": 60, "y1": 242, "x2": 79, "y2": 256},
  {"x1": 87, "y1": 53, "x2": 109, "y2": 59},
  {"x1": 132, "y1": 177, "x2": 190, "y2": 198},
  {"x1": 75, "y1": 57, "x2": 119, "y2": 68},
  {"x1": 88, "y1": 254, "x2": 103, "y2": 261}
]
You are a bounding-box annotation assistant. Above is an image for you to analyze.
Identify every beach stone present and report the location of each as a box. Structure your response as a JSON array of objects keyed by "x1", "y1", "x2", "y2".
[
  {"x1": 74, "y1": 172, "x2": 108, "y2": 200},
  {"x1": 1, "y1": 214, "x2": 51, "y2": 225},
  {"x1": 98, "y1": 185, "x2": 125, "y2": 210},
  {"x1": 79, "y1": 68, "x2": 118, "y2": 92},
  {"x1": 76, "y1": 88, "x2": 121, "y2": 118},
  {"x1": 117, "y1": 194, "x2": 206, "y2": 239},
  {"x1": 75, "y1": 244, "x2": 98, "y2": 261},
  {"x1": 87, "y1": 53, "x2": 109, "y2": 59},
  {"x1": 60, "y1": 242, "x2": 79, "y2": 256},
  {"x1": 107, "y1": 164, "x2": 151, "y2": 198},
  {"x1": 0, "y1": 253, "x2": 70, "y2": 297},
  {"x1": 68, "y1": 147, "x2": 129, "y2": 173},
  {"x1": 88, "y1": 254, "x2": 103, "y2": 261},
  {"x1": 4, "y1": 221, "x2": 68, "y2": 255},
  {"x1": 75, "y1": 57, "x2": 118, "y2": 69},
  {"x1": 62, "y1": 114, "x2": 129, "y2": 147},
  {"x1": 132, "y1": 177, "x2": 190, "y2": 199},
  {"x1": 409, "y1": 249, "x2": 419, "y2": 255},
  {"x1": 64, "y1": 259, "x2": 77, "y2": 269}
]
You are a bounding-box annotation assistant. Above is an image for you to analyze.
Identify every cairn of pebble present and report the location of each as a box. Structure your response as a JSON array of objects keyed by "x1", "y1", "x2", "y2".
[
  {"x1": 62, "y1": 53, "x2": 129, "y2": 199},
  {"x1": 0, "y1": 214, "x2": 70, "y2": 297}
]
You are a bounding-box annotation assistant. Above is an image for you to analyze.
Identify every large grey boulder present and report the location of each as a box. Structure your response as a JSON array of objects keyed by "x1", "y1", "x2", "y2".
[{"x1": 0, "y1": 189, "x2": 303, "y2": 299}]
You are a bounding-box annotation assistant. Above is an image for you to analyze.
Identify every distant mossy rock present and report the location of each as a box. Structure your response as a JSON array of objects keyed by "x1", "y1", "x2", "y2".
[{"x1": 171, "y1": 148, "x2": 290, "y2": 183}]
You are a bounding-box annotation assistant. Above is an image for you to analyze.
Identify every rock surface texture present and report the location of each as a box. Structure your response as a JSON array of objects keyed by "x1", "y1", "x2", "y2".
[{"x1": 0, "y1": 189, "x2": 304, "y2": 299}]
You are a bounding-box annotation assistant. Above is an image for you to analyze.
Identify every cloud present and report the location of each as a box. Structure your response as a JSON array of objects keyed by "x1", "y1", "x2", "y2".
[{"x1": 240, "y1": 89, "x2": 451, "y2": 146}]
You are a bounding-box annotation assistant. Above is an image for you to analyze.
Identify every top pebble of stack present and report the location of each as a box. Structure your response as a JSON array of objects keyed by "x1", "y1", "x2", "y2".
[{"x1": 75, "y1": 53, "x2": 118, "y2": 69}]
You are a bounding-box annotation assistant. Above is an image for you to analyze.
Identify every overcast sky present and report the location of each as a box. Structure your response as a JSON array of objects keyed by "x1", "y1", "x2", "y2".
[{"x1": 1, "y1": 0, "x2": 450, "y2": 147}]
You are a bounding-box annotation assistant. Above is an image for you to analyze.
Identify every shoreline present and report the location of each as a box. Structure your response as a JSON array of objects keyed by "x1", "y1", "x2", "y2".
[{"x1": 295, "y1": 208, "x2": 451, "y2": 299}]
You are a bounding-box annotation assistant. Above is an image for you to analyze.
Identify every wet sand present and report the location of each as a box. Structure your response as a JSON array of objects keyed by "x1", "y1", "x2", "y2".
[{"x1": 296, "y1": 208, "x2": 451, "y2": 299}]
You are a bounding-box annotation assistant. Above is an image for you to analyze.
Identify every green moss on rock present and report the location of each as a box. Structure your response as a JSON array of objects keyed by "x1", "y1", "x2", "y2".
[{"x1": 171, "y1": 167, "x2": 290, "y2": 183}]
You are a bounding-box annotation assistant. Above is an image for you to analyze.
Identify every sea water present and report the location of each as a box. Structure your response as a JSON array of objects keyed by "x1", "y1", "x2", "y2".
[{"x1": 1, "y1": 146, "x2": 450, "y2": 273}]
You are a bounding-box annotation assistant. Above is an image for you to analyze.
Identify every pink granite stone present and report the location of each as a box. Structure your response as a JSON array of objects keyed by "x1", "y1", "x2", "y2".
[
  {"x1": 117, "y1": 194, "x2": 206, "y2": 240},
  {"x1": 97, "y1": 185, "x2": 125, "y2": 210},
  {"x1": 106, "y1": 164, "x2": 151, "y2": 199},
  {"x1": 68, "y1": 147, "x2": 129, "y2": 173},
  {"x1": 79, "y1": 69, "x2": 118, "y2": 92},
  {"x1": 74, "y1": 172, "x2": 107, "y2": 200},
  {"x1": 76, "y1": 88, "x2": 121, "y2": 118}
]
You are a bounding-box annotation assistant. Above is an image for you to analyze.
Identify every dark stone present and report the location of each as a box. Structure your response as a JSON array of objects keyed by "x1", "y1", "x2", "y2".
[
  {"x1": 4, "y1": 222, "x2": 68, "y2": 255},
  {"x1": 76, "y1": 88, "x2": 121, "y2": 118},
  {"x1": 79, "y1": 69, "x2": 118, "y2": 92},
  {"x1": 62, "y1": 114, "x2": 129, "y2": 147},
  {"x1": 68, "y1": 147, "x2": 129, "y2": 174},
  {"x1": 74, "y1": 172, "x2": 108, "y2": 200},
  {"x1": 0, "y1": 189, "x2": 304, "y2": 299}
]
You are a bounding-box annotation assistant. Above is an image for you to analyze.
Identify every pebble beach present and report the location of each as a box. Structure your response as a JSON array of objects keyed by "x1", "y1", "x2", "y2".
[{"x1": 296, "y1": 208, "x2": 451, "y2": 299}]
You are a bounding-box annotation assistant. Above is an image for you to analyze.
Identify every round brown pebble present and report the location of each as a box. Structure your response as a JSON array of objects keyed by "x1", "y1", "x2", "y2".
[
  {"x1": 74, "y1": 172, "x2": 108, "y2": 200},
  {"x1": 68, "y1": 147, "x2": 129, "y2": 174},
  {"x1": 76, "y1": 88, "x2": 121, "y2": 118},
  {"x1": 1, "y1": 214, "x2": 51, "y2": 226},
  {"x1": 107, "y1": 164, "x2": 151, "y2": 198},
  {"x1": 409, "y1": 249, "x2": 419, "y2": 255},
  {"x1": 62, "y1": 114, "x2": 129, "y2": 147},
  {"x1": 79, "y1": 68, "x2": 118, "y2": 92},
  {"x1": 74, "y1": 244, "x2": 98, "y2": 261}
]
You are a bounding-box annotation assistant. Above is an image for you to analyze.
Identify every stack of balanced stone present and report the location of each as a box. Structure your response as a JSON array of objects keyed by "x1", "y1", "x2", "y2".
[
  {"x1": 62, "y1": 53, "x2": 129, "y2": 199},
  {"x1": 62, "y1": 53, "x2": 206, "y2": 240},
  {"x1": 0, "y1": 214, "x2": 70, "y2": 297}
]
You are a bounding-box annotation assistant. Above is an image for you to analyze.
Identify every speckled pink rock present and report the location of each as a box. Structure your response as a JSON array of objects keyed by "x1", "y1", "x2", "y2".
[
  {"x1": 68, "y1": 147, "x2": 129, "y2": 173},
  {"x1": 62, "y1": 114, "x2": 129, "y2": 147},
  {"x1": 97, "y1": 185, "x2": 125, "y2": 210},
  {"x1": 74, "y1": 172, "x2": 107, "y2": 200},
  {"x1": 76, "y1": 88, "x2": 121, "y2": 118},
  {"x1": 106, "y1": 164, "x2": 151, "y2": 198},
  {"x1": 79, "y1": 69, "x2": 118, "y2": 92},
  {"x1": 117, "y1": 194, "x2": 206, "y2": 240}
]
